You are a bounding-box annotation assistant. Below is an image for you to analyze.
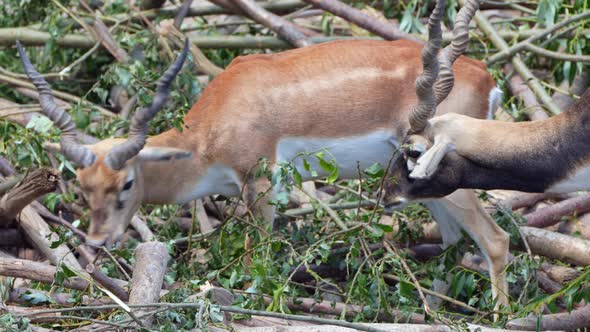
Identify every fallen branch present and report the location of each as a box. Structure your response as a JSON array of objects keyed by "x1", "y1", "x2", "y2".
[
  {"x1": 507, "y1": 303, "x2": 590, "y2": 331},
  {"x1": 0, "y1": 167, "x2": 59, "y2": 222},
  {"x1": 0, "y1": 73, "x2": 115, "y2": 117},
  {"x1": 302, "y1": 0, "x2": 421, "y2": 43},
  {"x1": 498, "y1": 192, "x2": 567, "y2": 211},
  {"x1": 524, "y1": 193, "x2": 590, "y2": 228},
  {"x1": 128, "y1": 241, "x2": 169, "y2": 327},
  {"x1": 0, "y1": 257, "x2": 89, "y2": 290},
  {"x1": 506, "y1": 67, "x2": 549, "y2": 121},
  {"x1": 89, "y1": 16, "x2": 130, "y2": 63},
  {"x1": 232, "y1": 0, "x2": 311, "y2": 47},
  {"x1": 520, "y1": 226, "x2": 590, "y2": 266},
  {"x1": 467, "y1": 0, "x2": 561, "y2": 115},
  {"x1": 130, "y1": 216, "x2": 155, "y2": 242},
  {"x1": 85, "y1": 263, "x2": 129, "y2": 302},
  {"x1": 487, "y1": 10, "x2": 590, "y2": 64}
]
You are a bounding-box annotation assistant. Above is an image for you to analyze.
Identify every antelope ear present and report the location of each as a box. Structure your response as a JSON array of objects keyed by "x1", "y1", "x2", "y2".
[
  {"x1": 137, "y1": 147, "x2": 192, "y2": 162},
  {"x1": 409, "y1": 135, "x2": 455, "y2": 180}
]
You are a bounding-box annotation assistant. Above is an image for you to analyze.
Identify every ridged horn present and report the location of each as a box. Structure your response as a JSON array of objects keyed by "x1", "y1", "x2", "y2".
[
  {"x1": 434, "y1": 0, "x2": 481, "y2": 105},
  {"x1": 408, "y1": 0, "x2": 446, "y2": 133},
  {"x1": 105, "y1": 38, "x2": 189, "y2": 170},
  {"x1": 17, "y1": 41, "x2": 96, "y2": 168}
]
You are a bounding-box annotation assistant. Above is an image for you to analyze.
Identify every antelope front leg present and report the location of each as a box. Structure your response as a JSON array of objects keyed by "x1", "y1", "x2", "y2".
[
  {"x1": 245, "y1": 175, "x2": 277, "y2": 228},
  {"x1": 426, "y1": 189, "x2": 509, "y2": 315},
  {"x1": 442, "y1": 190, "x2": 509, "y2": 312}
]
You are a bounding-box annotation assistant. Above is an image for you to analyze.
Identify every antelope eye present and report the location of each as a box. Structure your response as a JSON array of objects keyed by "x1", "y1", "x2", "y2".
[
  {"x1": 122, "y1": 180, "x2": 134, "y2": 191},
  {"x1": 407, "y1": 150, "x2": 422, "y2": 159}
]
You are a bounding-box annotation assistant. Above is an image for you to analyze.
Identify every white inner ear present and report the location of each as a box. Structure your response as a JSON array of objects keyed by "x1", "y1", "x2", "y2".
[
  {"x1": 137, "y1": 147, "x2": 192, "y2": 162},
  {"x1": 409, "y1": 135, "x2": 455, "y2": 180}
]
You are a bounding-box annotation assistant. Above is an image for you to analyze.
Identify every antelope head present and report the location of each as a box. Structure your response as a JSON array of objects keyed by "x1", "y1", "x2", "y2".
[
  {"x1": 383, "y1": 0, "x2": 481, "y2": 206},
  {"x1": 17, "y1": 40, "x2": 191, "y2": 247}
]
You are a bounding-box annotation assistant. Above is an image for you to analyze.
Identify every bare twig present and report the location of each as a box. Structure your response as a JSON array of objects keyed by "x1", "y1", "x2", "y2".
[
  {"x1": 0, "y1": 74, "x2": 115, "y2": 117},
  {"x1": 231, "y1": 0, "x2": 311, "y2": 47},
  {"x1": 487, "y1": 10, "x2": 590, "y2": 64},
  {"x1": 467, "y1": 0, "x2": 562, "y2": 115}
]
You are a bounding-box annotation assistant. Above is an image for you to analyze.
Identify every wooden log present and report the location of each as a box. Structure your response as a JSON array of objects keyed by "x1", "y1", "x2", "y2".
[
  {"x1": 506, "y1": 67, "x2": 549, "y2": 121},
  {"x1": 85, "y1": 263, "x2": 129, "y2": 301},
  {"x1": 0, "y1": 168, "x2": 59, "y2": 222},
  {"x1": 128, "y1": 241, "x2": 169, "y2": 327},
  {"x1": 235, "y1": 323, "x2": 544, "y2": 331},
  {"x1": 16, "y1": 206, "x2": 82, "y2": 271},
  {"x1": 557, "y1": 213, "x2": 590, "y2": 240},
  {"x1": 507, "y1": 304, "x2": 590, "y2": 331},
  {"x1": 541, "y1": 262, "x2": 582, "y2": 284},
  {"x1": 524, "y1": 193, "x2": 590, "y2": 228},
  {"x1": 521, "y1": 226, "x2": 590, "y2": 266},
  {"x1": 0, "y1": 257, "x2": 88, "y2": 290}
]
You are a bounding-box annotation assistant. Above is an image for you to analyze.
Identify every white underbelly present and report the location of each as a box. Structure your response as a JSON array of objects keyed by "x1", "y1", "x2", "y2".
[
  {"x1": 176, "y1": 164, "x2": 242, "y2": 203},
  {"x1": 547, "y1": 165, "x2": 590, "y2": 193},
  {"x1": 276, "y1": 130, "x2": 399, "y2": 180}
]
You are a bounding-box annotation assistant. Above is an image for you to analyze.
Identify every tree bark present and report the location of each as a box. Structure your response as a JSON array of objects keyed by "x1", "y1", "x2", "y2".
[
  {"x1": 0, "y1": 168, "x2": 59, "y2": 222},
  {"x1": 85, "y1": 263, "x2": 129, "y2": 301},
  {"x1": 0, "y1": 257, "x2": 89, "y2": 290},
  {"x1": 128, "y1": 241, "x2": 169, "y2": 327},
  {"x1": 521, "y1": 226, "x2": 590, "y2": 266},
  {"x1": 302, "y1": 0, "x2": 421, "y2": 43},
  {"x1": 231, "y1": 0, "x2": 311, "y2": 48},
  {"x1": 507, "y1": 304, "x2": 590, "y2": 331},
  {"x1": 524, "y1": 193, "x2": 590, "y2": 229}
]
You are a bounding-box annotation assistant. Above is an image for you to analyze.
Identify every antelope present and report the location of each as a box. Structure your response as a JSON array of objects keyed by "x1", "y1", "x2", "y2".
[
  {"x1": 382, "y1": 68, "x2": 590, "y2": 204},
  {"x1": 16, "y1": 0, "x2": 509, "y2": 310}
]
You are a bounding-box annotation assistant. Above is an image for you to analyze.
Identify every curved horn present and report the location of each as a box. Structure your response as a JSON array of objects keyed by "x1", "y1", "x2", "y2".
[
  {"x1": 17, "y1": 41, "x2": 96, "y2": 168},
  {"x1": 105, "y1": 39, "x2": 190, "y2": 170},
  {"x1": 434, "y1": 0, "x2": 481, "y2": 105},
  {"x1": 408, "y1": 0, "x2": 446, "y2": 133}
]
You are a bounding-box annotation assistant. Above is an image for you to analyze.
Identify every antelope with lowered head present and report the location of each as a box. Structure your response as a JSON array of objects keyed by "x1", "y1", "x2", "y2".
[{"x1": 16, "y1": 0, "x2": 509, "y2": 309}]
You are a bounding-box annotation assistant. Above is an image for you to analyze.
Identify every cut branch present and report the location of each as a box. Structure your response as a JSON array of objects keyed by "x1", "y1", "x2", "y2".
[
  {"x1": 86, "y1": 263, "x2": 130, "y2": 302},
  {"x1": 129, "y1": 241, "x2": 169, "y2": 327},
  {"x1": 0, "y1": 257, "x2": 89, "y2": 290},
  {"x1": 0, "y1": 167, "x2": 59, "y2": 222},
  {"x1": 520, "y1": 226, "x2": 590, "y2": 266},
  {"x1": 507, "y1": 303, "x2": 590, "y2": 331},
  {"x1": 524, "y1": 193, "x2": 590, "y2": 228}
]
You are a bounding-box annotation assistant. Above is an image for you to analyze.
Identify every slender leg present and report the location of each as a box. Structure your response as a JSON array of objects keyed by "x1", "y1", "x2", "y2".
[
  {"x1": 425, "y1": 189, "x2": 509, "y2": 312},
  {"x1": 245, "y1": 175, "x2": 276, "y2": 226}
]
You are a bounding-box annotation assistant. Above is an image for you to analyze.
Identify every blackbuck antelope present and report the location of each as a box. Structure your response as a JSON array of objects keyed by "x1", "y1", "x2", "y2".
[
  {"x1": 16, "y1": 0, "x2": 510, "y2": 310},
  {"x1": 383, "y1": 71, "x2": 590, "y2": 204}
]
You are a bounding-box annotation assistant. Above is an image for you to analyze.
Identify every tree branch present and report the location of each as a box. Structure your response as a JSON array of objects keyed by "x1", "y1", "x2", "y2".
[{"x1": 0, "y1": 168, "x2": 59, "y2": 222}]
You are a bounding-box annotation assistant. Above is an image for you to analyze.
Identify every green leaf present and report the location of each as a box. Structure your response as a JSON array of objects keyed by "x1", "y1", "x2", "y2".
[
  {"x1": 26, "y1": 115, "x2": 53, "y2": 134},
  {"x1": 399, "y1": 280, "x2": 414, "y2": 299},
  {"x1": 21, "y1": 291, "x2": 53, "y2": 305},
  {"x1": 292, "y1": 167, "x2": 302, "y2": 187}
]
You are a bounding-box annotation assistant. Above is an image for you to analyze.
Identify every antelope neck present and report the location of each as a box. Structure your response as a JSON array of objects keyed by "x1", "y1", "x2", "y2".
[{"x1": 461, "y1": 94, "x2": 590, "y2": 192}]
